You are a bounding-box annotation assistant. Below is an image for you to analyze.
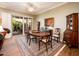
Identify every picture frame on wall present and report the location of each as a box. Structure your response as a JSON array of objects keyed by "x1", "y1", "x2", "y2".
[{"x1": 45, "y1": 18, "x2": 54, "y2": 27}]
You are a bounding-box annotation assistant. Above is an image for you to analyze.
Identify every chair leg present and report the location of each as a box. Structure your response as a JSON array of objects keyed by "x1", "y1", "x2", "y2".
[
  {"x1": 29, "y1": 38, "x2": 31, "y2": 45},
  {"x1": 51, "y1": 41, "x2": 52, "y2": 48},
  {"x1": 39, "y1": 40, "x2": 40, "y2": 50},
  {"x1": 27, "y1": 38, "x2": 28, "y2": 43},
  {"x1": 50, "y1": 37, "x2": 52, "y2": 48},
  {"x1": 35, "y1": 37, "x2": 37, "y2": 43},
  {"x1": 46, "y1": 43, "x2": 48, "y2": 51},
  {"x1": 57, "y1": 39, "x2": 58, "y2": 43},
  {"x1": 26, "y1": 36, "x2": 29, "y2": 43},
  {"x1": 57, "y1": 37, "x2": 60, "y2": 43},
  {"x1": 25, "y1": 35, "x2": 28, "y2": 43},
  {"x1": 59, "y1": 37, "x2": 60, "y2": 42}
]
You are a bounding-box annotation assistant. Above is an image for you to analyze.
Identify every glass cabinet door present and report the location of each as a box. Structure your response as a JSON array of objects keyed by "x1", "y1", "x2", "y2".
[{"x1": 69, "y1": 16, "x2": 73, "y2": 30}]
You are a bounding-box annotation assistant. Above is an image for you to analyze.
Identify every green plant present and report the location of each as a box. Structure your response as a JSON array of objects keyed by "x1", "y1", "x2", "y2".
[{"x1": 0, "y1": 34, "x2": 4, "y2": 40}]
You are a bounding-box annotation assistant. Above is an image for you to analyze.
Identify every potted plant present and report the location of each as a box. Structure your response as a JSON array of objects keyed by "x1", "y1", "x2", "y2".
[{"x1": 0, "y1": 33, "x2": 4, "y2": 50}]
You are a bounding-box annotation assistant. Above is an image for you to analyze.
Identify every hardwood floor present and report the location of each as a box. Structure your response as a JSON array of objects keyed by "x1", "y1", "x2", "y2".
[
  {"x1": 0, "y1": 35, "x2": 79, "y2": 56},
  {"x1": 58, "y1": 46, "x2": 79, "y2": 56},
  {"x1": 0, "y1": 37, "x2": 21, "y2": 56}
]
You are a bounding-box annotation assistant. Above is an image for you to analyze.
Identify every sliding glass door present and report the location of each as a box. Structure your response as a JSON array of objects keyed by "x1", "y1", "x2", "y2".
[
  {"x1": 12, "y1": 15, "x2": 33, "y2": 35},
  {"x1": 12, "y1": 16, "x2": 23, "y2": 35}
]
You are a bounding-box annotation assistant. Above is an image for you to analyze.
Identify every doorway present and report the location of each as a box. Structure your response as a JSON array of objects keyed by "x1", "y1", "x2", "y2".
[
  {"x1": 24, "y1": 17, "x2": 33, "y2": 33},
  {"x1": 12, "y1": 16, "x2": 33, "y2": 36},
  {"x1": 12, "y1": 16, "x2": 23, "y2": 35}
]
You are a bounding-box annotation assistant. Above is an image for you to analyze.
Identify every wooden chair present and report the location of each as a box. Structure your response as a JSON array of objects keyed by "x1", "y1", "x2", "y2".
[
  {"x1": 53, "y1": 28, "x2": 61, "y2": 43},
  {"x1": 25, "y1": 32, "x2": 35, "y2": 45},
  {"x1": 25, "y1": 26, "x2": 33, "y2": 45},
  {"x1": 28, "y1": 34, "x2": 34, "y2": 45},
  {"x1": 25, "y1": 32, "x2": 30, "y2": 43},
  {"x1": 39, "y1": 30, "x2": 53, "y2": 51}
]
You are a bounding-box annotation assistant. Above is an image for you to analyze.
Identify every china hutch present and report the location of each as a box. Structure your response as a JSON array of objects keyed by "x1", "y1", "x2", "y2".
[{"x1": 64, "y1": 13, "x2": 79, "y2": 48}]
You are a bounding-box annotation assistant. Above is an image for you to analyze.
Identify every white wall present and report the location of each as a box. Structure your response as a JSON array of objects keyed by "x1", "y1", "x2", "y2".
[
  {"x1": 0, "y1": 7, "x2": 34, "y2": 37},
  {"x1": 36, "y1": 2, "x2": 79, "y2": 41},
  {"x1": 1, "y1": 12, "x2": 12, "y2": 38}
]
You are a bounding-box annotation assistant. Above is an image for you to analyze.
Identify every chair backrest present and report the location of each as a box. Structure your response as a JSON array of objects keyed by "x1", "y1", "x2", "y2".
[
  {"x1": 49, "y1": 30, "x2": 53, "y2": 36},
  {"x1": 48, "y1": 30, "x2": 53, "y2": 40},
  {"x1": 55, "y1": 28, "x2": 60, "y2": 32},
  {"x1": 55, "y1": 28, "x2": 61, "y2": 36},
  {"x1": 56, "y1": 28, "x2": 60, "y2": 32}
]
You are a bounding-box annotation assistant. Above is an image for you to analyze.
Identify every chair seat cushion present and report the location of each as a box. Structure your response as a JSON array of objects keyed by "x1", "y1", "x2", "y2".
[
  {"x1": 30, "y1": 36, "x2": 34, "y2": 38},
  {"x1": 53, "y1": 34, "x2": 59, "y2": 37},
  {"x1": 42, "y1": 39, "x2": 48, "y2": 43}
]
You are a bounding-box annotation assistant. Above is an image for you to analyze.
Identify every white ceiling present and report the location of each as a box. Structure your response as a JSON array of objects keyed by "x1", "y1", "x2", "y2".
[{"x1": 0, "y1": 2, "x2": 67, "y2": 15}]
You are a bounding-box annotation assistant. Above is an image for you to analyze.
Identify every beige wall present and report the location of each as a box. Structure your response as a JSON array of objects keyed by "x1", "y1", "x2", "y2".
[
  {"x1": 1, "y1": 12, "x2": 12, "y2": 38},
  {"x1": 36, "y1": 2, "x2": 79, "y2": 41},
  {"x1": 32, "y1": 15, "x2": 38, "y2": 30}
]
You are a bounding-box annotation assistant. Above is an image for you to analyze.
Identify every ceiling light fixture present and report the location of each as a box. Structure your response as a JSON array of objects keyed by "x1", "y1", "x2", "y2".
[{"x1": 28, "y1": 7, "x2": 34, "y2": 12}]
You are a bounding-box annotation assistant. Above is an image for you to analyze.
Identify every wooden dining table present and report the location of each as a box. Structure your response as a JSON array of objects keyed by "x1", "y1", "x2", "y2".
[
  {"x1": 25, "y1": 30, "x2": 51, "y2": 44},
  {"x1": 25, "y1": 31, "x2": 52, "y2": 51},
  {"x1": 25, "y1": 30, "x2": 50, "y2": 38},
  {"x1": 25, "y1": 30, "x2": 52, "y2": 51}
]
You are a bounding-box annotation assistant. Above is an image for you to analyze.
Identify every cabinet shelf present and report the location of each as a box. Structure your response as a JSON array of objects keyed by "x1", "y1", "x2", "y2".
[{"x1": 64, "y1": 13, "x2": 79, "y2": 48}]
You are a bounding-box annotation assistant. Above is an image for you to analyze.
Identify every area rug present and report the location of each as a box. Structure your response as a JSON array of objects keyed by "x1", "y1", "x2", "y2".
[{"x1": 15, "y1": 35, "x2": 64, "y2": 56}]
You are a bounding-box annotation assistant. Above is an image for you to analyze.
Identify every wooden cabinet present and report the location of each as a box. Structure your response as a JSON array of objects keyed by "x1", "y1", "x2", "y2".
[{"x1": 64, "y1": 13, "x2": 79, "y2": 48}]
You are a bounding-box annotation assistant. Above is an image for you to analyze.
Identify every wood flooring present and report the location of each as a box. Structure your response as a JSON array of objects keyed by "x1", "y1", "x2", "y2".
[
  {"x1": 0, "y1": 35, "x2": 79, "y2": 56},
  {"x1": 58, "y1": 46, "x2": 79, "y2": 56}
]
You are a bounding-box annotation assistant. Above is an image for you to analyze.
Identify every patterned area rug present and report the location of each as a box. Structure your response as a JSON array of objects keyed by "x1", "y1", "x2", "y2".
[{"x1": 15, "y1": 35, "x2": 64, "y2": 56}]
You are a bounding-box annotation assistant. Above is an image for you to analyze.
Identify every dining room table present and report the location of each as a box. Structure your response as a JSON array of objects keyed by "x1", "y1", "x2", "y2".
[
  {"x1": 25, "y1": 30, "x2": 53, "y2": 51},
  {"x1": 25, "y1": 30, "x2": 51, "y2": 44},
  {"x1": 25, "y1": 30, "x2": 50, "y2": 38}
]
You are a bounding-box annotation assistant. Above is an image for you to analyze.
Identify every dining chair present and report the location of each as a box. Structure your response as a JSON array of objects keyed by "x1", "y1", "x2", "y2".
[
  {"x1": 39, "y1": 30, "x2": 53, "y2": 51},
  {"x1": 25, "y1": 32, "x2": 30, "y2": 43},
  {"x1": 28, "y1": 34, "x2": 34, "y2": 45},
  {"x1": 25, "y1": 31, "x2": 35, "y2": 45},
  {"x1": 53, "y1": 28, "x2": 61, "y2": 43}
]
